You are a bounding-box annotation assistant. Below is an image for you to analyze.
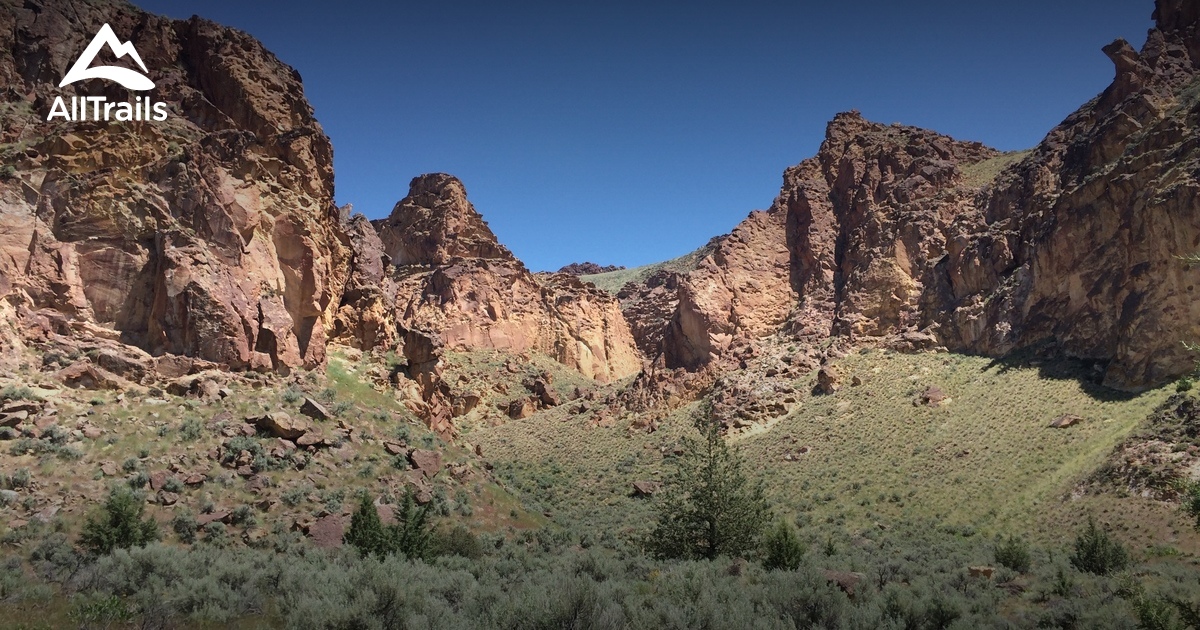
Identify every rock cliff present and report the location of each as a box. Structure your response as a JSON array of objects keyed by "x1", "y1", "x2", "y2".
[
  {"x1": 369, "y1": 174, "x2": 642, "y2": 384},
  {"x1": 653, "y1": 0, "x2": 1200, "y2": 391},
  {"x1": 0, "y1": 0, "x2": 350, "y2": 376}
]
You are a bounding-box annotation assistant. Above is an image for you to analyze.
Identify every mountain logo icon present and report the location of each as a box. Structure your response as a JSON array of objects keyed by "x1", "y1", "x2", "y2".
[{"x1": 59, "y1": 23, "x2": 155, "y2": 91}]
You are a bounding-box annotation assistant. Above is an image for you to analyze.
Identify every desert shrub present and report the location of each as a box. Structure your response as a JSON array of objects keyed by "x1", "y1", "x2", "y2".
[
  {"x1": 281, "y1": 484, "x2": 310, "y2": 507},
  {"x1": 761, "y1": 519, "x2": 806, "y2": 571},
  {"x1": 79, "y1": 487, "x2": 159, "y2": 555},
  {"x1": 6, "y1": 467, "x2": 31, "y2": 489},
  {"x1": 179, "y1": 418, "x2": 203, "y2": 441},
  {"x1": 432, "y1": 524, "x2": 483, "y2": 559},
  {"x1": 127, "y1": 470, "x2": 150, "y2": 489},
  {"x1": 203, "y1": 522, "x2": 229, "y2": 546},
  {"x1": 282, "y1": 386, "x2": 303, "y2": 404},
  {"x1": 0, "y1": 385, "x2": 33, "y2": 400},
  {"x1": 1070, "y1": 517, "x2": 1129, "y2": 575},
  {"x1": 173, "y1": 511, "x2": 199, "y2": 544},
  {"x1": 221, "y1": 435, "x2": 282, "y2": 472},
  {"x1": 29, "y1": 533, "x2": 83, "y2": 583},
  {"x1": 229, "y1": 505, "x2": 255, "y2": 528},
  {"x1": 1133, "y1": 594, "x2": 1181, "y2": 630},
  {"x1": 163, "y1": 476, "x2": 184, "y2": 493},
  {"x1": 994, "y1": 534, "x2": 1032, "y2": 573}
]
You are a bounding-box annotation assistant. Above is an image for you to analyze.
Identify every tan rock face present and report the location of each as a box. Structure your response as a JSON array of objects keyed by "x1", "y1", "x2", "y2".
[
  {"x1": 0, "y1": 0, "x2": 350, "y2": 374},
  {"x1": 375, "y1": 173, "x2": 512, "y2": 265},
  {"x1": 650, "y1": 2, "x2": 1200, "y2": 391},
  {"x1": 374, "y1": 175, "x2": 642, "y2": 384},
  {"x1": 663, "y1": 209, "x2": 795, "y2": 370}
]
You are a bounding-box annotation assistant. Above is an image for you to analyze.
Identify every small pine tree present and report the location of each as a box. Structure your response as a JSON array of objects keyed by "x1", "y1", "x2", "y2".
[
  {"x1": 79, "y1": 487, "x2": 159, "y2": 555},
  {"x1": 1069, "y1": 517, "x2": 1128, "y2": 575},
  {"x1": 345, "y1": 490, "x2": 434, "y2": 560},
  {"x1": 345, "y1": 493, "x2": 389, "y2": 557},
  {"x1": 1182, "y1": 482, "x2": 1200, "y2": 531},
  {"x1": 390, "y1": 489, "x2": 433, "y2": 560},
  {"x1": 648, "y1": 402, "x2": 771, "y2": 560},
  {"x1": 762, "y1": 520, "x2": 806, "y2": 571},
  {"x1": 993, "y1": 535, "x2": 1032, "y2": 573}
]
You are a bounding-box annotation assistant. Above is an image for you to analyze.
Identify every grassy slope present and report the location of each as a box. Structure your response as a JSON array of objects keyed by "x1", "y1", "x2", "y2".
[
  {"x1": 581, "y1": 239, "x2": 718, "y2": 294},
  {"x1": 475, "y1": 349, "x2": 1193, "y2": 553}
]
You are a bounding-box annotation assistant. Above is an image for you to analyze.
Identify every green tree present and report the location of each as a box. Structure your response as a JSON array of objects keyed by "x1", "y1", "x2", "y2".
[
  {"x1": 344, "y1": 490, "x2": 433, "y2": 560},
  {"x1": 79, "y1": 487, "x2": 159, "y2": 555},
  {"x1": 761, "y1": 519, "x2": 806, "y2": 571},
  {"x1": 648, "y1": 402, "x2": 770, "y2": 560},
  {"x1": 993, "y1": 534, "x2": 1032, "y2": 573},
  {"x1": 1182, "y1": 481, "x2": 1200, "y2": 531},
  {"x1": 1069, "y1": 516, "x2": 1128, "y2": 575},
  {"x1": 345, "y1": 494, "x2": 389, "y2": 557},
  {"x1": 390, "y1": 489, "x2": 433, "y2": 560}
]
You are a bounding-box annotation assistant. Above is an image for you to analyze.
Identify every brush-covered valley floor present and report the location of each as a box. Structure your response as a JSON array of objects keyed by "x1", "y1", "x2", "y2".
[{"x1": 1, "y1": 344, "x2": 1199, "y2": 629}]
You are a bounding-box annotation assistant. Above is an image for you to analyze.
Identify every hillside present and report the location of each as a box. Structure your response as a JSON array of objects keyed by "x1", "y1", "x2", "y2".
[{"x1": 2, "y1": 0, "x2": 1200, "y2": 627}]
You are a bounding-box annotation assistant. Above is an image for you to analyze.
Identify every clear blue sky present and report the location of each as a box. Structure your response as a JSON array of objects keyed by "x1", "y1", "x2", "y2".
[{"x1": 133, "y1": 0, "x2": 1152, "y2": 271}]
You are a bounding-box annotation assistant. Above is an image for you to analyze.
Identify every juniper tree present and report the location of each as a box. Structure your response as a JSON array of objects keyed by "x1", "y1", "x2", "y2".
[
  {"x1": 80, "y1": 487, "x2": 159, "y2": 556},
  {"x1": 649, "y1": 402, "x2": 770, "y2": 560},
  {"x1": 344, "y1": 490, "x2": 433, "y2": 560},
  {"x1": 345, "y1": 493, "x2": 389, "y2": 557}
]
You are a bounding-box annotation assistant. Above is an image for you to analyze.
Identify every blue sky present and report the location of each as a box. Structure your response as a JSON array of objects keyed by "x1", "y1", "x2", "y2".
[{"x1": 133, "y1": 0, "x2": 1153, "y2": 271}]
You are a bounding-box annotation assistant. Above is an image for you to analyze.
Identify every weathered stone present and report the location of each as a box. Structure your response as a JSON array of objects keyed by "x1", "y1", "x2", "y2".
[
  {"x1": 408, "y1": 449, "x2": 442, "y2": 477},
  {"x1": 299, "y1": 398, "x2": 331, "y2": 421},
  {"x1": 631, "y1": 480, "x2": 661, "y2": 497},
  {"x1": 822, "y1": 570, "x2": 866, "y2": 598},
  {"x1": 1049, "y1": 414, "x2": 1085, "y2": 429},
  {"x1": 0, "y1": 411, "x2": 27, "y2": 428},
  {"x1": 507, "y1": 397, "x2": 537, "y2": 420},
  {"x1": 814, "y1": 367, "x2": 840, "y2": 395},
  {"x1": 918, "y1": 386, "x2": 948, "y2": 407},
  {"x1": 308, "y1": 514, "x2": 345, "y2": 548},
  {"x1": 254, "y1": 412, "x2": 308, "y2": 440},
  {"x1": 149, "y1": 471, "x2": 168, "y2": 492}
]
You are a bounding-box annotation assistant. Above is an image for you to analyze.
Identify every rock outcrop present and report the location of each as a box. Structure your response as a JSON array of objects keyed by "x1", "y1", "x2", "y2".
[
  {"x1": 372, "y1": 175, "x2": 642, "y2": 383},
  {"x1": 558, "y1": 262, "x2": 625, "y2": 275},
  {"x1": 0, "y1": 0, "x2": 351, "y2": 375}
]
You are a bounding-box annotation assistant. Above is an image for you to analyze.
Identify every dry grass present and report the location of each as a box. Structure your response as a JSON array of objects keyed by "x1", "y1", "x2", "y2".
[
  {"x1": 960, "y1": 150, "x2": 1032, "y2": 188},
  {"x1": 581, "y1": 239, "x2": 718, "y2": 293},
  {"x1": 473, "y1": 349, "x2": 1189, "y2": 552}
]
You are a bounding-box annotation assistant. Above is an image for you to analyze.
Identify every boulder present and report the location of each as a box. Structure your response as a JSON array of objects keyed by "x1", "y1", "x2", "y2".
[
  {"x1": 507, "y1": 397, "x2": 537, "y2": 420},
  {"x1": 822, "y1": 570, "x2": 866, "y2": 598},
  {"x1": 969, "y1": 566, "x2": 995, "y2": 579},
  {"x1": 0, "y1": 411, "x2": 28, "y2": 428},
  {"x1": 814, "y1": 367, "x2": 840, "y2": 395},
  {"x1": 631, "y1": 480, "x2": 661, "y2": 497},
  {"x1": 918, "y1": 386, "x2": 948, "y2": 407},
  {"x1": 299, "y1": 398, "x2": 331, "y2": 421},
  {"x1": 1049, "y1": 414, "x2": 1085, "y2": 429},
  {"x1": 254, "y1": 412, "x2": 308, "y2": 440},
  {"x1": 408, "y1": 449, "x2": 442, "y2": 478}
]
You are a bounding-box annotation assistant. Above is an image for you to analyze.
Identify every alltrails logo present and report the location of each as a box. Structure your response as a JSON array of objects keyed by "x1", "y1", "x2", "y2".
[{"x1": 46, "y1": 23, "x2": 168, "y2": 122}]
